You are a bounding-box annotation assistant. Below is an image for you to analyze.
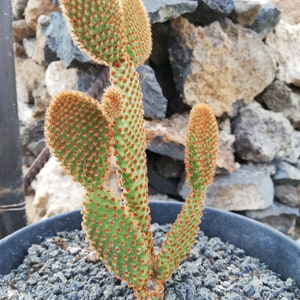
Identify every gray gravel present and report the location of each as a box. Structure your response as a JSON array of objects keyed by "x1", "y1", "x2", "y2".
[{"x1": 0, "y1": 224, "x2": 299, "y2": 299}]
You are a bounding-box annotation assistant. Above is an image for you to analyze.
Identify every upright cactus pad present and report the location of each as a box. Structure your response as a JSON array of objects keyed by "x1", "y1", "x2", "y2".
[
  {"x1": 154, "y1": 103, "x2": 218, "y2": 282},
  {"x1": 45, "y1": 1, "x2": 219, "y2": 299},
  {"x1": 44, "y1": 90, "x2": 113, "y2": 191}
]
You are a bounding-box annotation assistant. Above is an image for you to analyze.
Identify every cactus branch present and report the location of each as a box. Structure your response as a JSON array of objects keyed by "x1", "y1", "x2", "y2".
[{"x1": 154, "y1": 103, "x2": 218, "y2": 283}]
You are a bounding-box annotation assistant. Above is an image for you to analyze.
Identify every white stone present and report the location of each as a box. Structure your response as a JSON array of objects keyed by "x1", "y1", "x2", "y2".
[
  {"x1": 266, "y1": 21, "x2": 300, "y2": 87},
  {"x1": 31, "y1": 157, "x2": 85, "y2": 219},
  {"x1": 45, "y1": 61, "x2": 78, "y2": 97}
]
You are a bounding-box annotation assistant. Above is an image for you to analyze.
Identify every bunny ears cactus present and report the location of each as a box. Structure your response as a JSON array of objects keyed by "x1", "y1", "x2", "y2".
[{"x1": 44, "y1": 0, "x2": 218, "y2": 299}]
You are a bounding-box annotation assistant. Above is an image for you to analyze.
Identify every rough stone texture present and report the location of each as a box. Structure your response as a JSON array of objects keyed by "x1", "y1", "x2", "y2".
[
  {"x1": 44, "y1": 12, "x2": 91, "y2": 67},
  {"x1": 137, "y1": 64, "x2": 168, "y2": 119},
  {"x1": 143, "y1": 0, "x2": 198, "y2": 24},
  {"x1": 256, "y1": 79, "x2": 292, "y2": 112},
  {"x1": 24, "y1": 0, "x2": 58, "y2": 31},
  {"x1": 14, "y1": 54, "x2": 50, "y2": 121},
  {"x1": 284, "y1": 130, "x2": 300, "y2": 164},
  {"x1": 247, "y1": 3, "x2": 281, "y2": 39},
  {"x1": 275, "y1": 185, "x2": 300, "y2": 207},
  {"x1": 155, "y1": 156, "x2": 184, "y2": 179},
  {"x1": 186, "y1": 0, "x2": 234, "y2": 25},
  {"x1": 282, "y1": 92, "x2": 300, "y2": 130},
  {"x1": 45, "y1": 61, "x2": 78, "y2": 97},
  {"x1": 233, "y1": 102, "x2": 294, "y2": 162},
  {"x1": 12, "y1": 19, "x2": 35, "y2": 41},
  {"x1": 15, "y1": 58, "x2": 46, "y2": 104},
  {"x1": 33, "y1": 15, "x2": 53, "y2": 65},
  {"x1": 266, "y1": 21, "x2": 300, "y2": 87},
  {"x1": 145, "y1": 113, "x2": 188, "y2": 160},
  {"x1": 273, "y1": 162, "x2": 300, "y2": 185},
  {"x1": 245, "y1": 201, "x2": 300, "y2": 234},
  {"x1": 21, "y1": 119, "x2": 45, "y2": 166},
  {"x1": 31, "y1": 157, "x2": 85, "y2": 219},
  {"x1": 179, "y1": 165, "x2": 274, "y2": 211},
  {"x1": 23, "y1": 37, "x2": 36, "y2": 58},
  {"x1": 148, "y1": 155, "x2": 180, "y2": 197},
  {"x1": 270, "y1": 0, "x2": 300, "y2": 24},
  {"x1": 216, "y1": 120, "x2": 236, "y2": 174},
  {"x1": 230, "y1": 0, "x2": 261, "y2": 26},
  {"x1": 169, "y1": 18, "x2": 276, "y2": 116},
  {"x1": 206, "y1": 165, "x2": 274, "y2": 211},
  {"x1": 11, "y1": 0, "x2": 29, "y2": 20}
]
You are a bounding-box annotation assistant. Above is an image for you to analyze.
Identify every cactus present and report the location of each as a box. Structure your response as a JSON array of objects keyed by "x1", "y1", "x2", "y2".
[{"x1": 44, "y1": 0, "x2": 218, "y2": 299}]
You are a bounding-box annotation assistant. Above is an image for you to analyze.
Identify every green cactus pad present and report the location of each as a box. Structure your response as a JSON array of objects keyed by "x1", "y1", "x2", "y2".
[
  {"x1": 154, "y1": 103, "x2": 218, "y2": 283},
  {"x1": 122, "y1": 0, "x2": 152, "y2": 66},
  {"x1": 185, "y1": 103, "x2": 218, "y2": 190},
  {"x1": 44, "y1": 90, "x2": 113, "y2": 191},
  {"x1": 60, "y1": 0, "x2": 126, "y2": 66},
  {"x1": 82, "y1": 186, "x2": 151, "y2": 289}
]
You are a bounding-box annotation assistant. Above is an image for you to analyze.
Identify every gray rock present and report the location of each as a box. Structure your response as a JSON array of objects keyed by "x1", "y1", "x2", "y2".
[
  {"x1": 186, "y1": 0, "x2": 235, "y2": 25},
  {"x1": 273, "y1": 161, "x2": 300, "y2": 185},
  {"x1": 256, "y1": 80, "x2": 292, "y2": 112},
  {"x1": 275, "y1": 185, "x2": 300, "y2": 208},
  {"x1": 247, "y1": 3, "x2": 281, "y2": 39},
  {"x1": 44, "y1": 12, "x2": 91, "y2": 67},
  {"x1": 147, "y1": 137, "x2": 185, "y2": 161},
  {"x1": 206, "y1": 165, "x2": 274, "y2": 211},
  {"x1": 233, "y1": 102, "x2": 294, "y2": 162},
  {"x1": 246, "y1": 201, "x2": 300, "y2": 219},
  {"x1": 147, "y1": 155, "x2": 180, "y2": 197},
  {"x1": 154, "y1": 156, "x2": 184, "y2": 179},
  {"x1": 137, "y1": 64, "x2": 168, "y2": 119},
  {"x1": 245, "y1": 201, "x2": 299, "y2": 234},
  {"x1": 179, "y1": 165, "x2": 274, "y2": 211},
  {"x1": 283, "y1": 130, "x2": 300, "y2": 164},
  {"x1": 150, "y1": 23, "x2": 171, "y2": 66},
  {"x1": 143, "y1": 0, "x2": 198, "y2": 24}
]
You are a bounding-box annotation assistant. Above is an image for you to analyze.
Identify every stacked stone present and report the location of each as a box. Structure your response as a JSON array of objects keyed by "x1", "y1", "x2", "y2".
[{"x1": 12, "y1": 0, "x2": 300, "y2": 239}]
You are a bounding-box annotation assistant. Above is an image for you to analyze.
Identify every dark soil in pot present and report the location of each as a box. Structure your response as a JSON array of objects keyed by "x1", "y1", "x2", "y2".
[{"x1": 0, "y1": 224, "x2": 299, "y2": 299}]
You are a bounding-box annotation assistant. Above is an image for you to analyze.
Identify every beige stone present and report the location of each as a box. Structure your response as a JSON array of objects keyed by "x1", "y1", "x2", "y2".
[
  {"x1": 11, "y1": 0, "x2": 28, "y2": 20},
  {"x1": 266, "y1": 21, "x2": 300, "y2": 87},
  {"x1": 31, "y1": 156, "x2": 121, "y2": 220},
  {"x1": 15, "y1": 58, "x2": 46, "y2": 104},
  {"x1": 31, "y1": 157, "x2": 85, "y2": 219},
  {"x1": 12, "y1": 19, "x2": 35, "y2": 41},
  {"x1": 33, "y1": 15, "x2": 51, "y2": 65},
  {"x1": 270, "y1": 0, "x2": 300, "y2": 24},
  {"x1": 171, "y1": 18, "x2": 276, "y2": 116},
  {"x1": 217, "y1": 120, "x2": 236, "y2": 174},
  {"x1": 45, "y1": 61, "x2": 78, "y2": 97},
  {"x1": 25, "y1": 0, "x2": 58, "y2": 31},
  {"x1": 232, "y1": 0, "x2": 261, "y2": 26}
]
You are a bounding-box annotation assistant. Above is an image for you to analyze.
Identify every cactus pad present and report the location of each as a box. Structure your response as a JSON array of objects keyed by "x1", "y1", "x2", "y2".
[{"x1": 44, "y1": 90, "x2": 113, "y2": 191}]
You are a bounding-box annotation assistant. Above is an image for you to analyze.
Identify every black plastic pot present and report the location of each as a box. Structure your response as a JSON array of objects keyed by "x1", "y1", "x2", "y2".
[{"x1": 1, "y1": 200, "x2": 300, "y2": 287}]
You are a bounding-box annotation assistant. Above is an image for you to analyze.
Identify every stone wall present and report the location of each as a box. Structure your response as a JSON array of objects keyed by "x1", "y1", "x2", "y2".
[{"x1": 12, "y1": 0, "x2": 300, "y2": 240}]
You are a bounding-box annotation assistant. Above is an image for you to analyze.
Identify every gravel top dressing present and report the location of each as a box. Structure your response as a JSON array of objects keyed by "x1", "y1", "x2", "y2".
[{"x1": 0, "y1": 223, "x2": 299, "y2": 300}]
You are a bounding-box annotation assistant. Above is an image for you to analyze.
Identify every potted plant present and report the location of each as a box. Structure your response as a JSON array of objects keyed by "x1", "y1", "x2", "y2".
[{"x1": 1, "y1": 0, "x2": 299, "y2": 298}]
